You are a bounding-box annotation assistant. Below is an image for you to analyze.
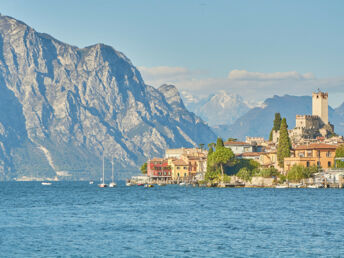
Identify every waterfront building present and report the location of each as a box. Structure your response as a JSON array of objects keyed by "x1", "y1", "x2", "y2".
[
  {"x1": 169, "y1": 159, "x2": 190, "y2": 181},
  {"x1": 147, "y1": 158, "x2": 172, "y2": 181},
  {"x1": 284, "y1": 143, "x2": 337, "y2": 171}
]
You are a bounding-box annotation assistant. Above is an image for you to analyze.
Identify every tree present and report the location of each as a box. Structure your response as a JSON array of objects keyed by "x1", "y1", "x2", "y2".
[
  {"x1": 335, "y1": 144, "x2": 344, "y2": 168},
  {"x1": 208, "y1": 142, "x2": 215, "y2": 149},
  {"x1": 199, "y1": 143, "x2": 205, "y2": 150},
  {"x1": 212, "y1": 147, "x2": 235, "y2": 179},
  {"x1": 227, "y1": 137, "x2": 237, "y2": 142},
  {"x1": 140, "y1": 162, "x2": 147, "y2": 174},
  {"x1": 237, "y1": 168, "x2": 252, "y2": 182},
  {"x1": 216, "y1": 137, "x2": 224, "y2": 150},
  {"x1": 269, "y1": 113, "x2": 282, "y2": 141},
  {"x1": 208, "y1": 146, "x2": 214, "y2": 155},
  {"x1": 277, "y1": 118, "x2": 291, "y2": 167},
  {"x1": 286, "y1": 165, "x2": 317, "y2": 182}
]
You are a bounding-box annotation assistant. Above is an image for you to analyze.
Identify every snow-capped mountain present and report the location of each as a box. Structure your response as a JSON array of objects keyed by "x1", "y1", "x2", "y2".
[
  {"x1": 181, "y1": 90, "x2": 250, "y2": 127},
  {"x1": 0, "y1": 15, "x2": 216, "y2": 180}
]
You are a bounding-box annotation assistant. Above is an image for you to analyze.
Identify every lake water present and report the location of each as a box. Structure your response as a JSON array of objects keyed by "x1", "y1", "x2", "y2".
[{"x1": 0, "y1": 182, "x2": 343, "y2": 257}]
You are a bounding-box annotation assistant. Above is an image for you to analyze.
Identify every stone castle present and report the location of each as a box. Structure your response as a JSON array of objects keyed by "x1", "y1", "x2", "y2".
[
  {"x1": 273, "y1": 91, "x2": 335, "y2": 143},
  {"x1": 289, "y1": 91, "x2": 334, "y2": 142}
]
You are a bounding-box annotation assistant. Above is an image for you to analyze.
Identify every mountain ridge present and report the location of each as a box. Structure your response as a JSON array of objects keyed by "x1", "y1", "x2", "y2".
[{"x1": 0, "y1": 15, "x2": 216, "y2": 180}]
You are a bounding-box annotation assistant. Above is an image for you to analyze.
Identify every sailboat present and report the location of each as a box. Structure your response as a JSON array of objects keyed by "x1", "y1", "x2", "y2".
[
  {"x1": 109, "y1": 156, "x2": 116, "y2": 188},
  {"x1": 98, "y1": 154, "x2": 108, "y2": 188}
]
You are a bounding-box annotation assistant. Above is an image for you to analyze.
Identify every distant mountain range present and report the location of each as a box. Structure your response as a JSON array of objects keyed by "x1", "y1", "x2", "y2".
[
  {"x1": 0, "y1": 15, "x2": 216, "y2": 180},
  {"x1": 181, "y1": 90, "x2": 250, "y2": 126},
  {"x1": 223, "y1": 95, "x2": 344, "y2": 140},
  {"x1": 183, "y1": 92, "x2": 344, "y2": 140}
]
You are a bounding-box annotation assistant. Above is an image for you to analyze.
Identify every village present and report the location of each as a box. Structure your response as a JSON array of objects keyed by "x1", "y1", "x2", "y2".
[{"x1": 129, "y1": 90, "x2": 344, "y2": 188}]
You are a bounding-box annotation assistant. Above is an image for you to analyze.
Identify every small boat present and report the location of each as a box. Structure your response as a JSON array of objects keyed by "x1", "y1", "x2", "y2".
[
  {"x1": 89, "y1": 181, "x2": 94, "y2": 185},
  {"x1": 275, "y1": 185, "x2": 288, "y2": 188},
  {"x1": 41, "y1": 182, "x2": 52, "y2": 186},
  {"x1": 157, "y1": 182, "x2": 167, "y2": 186},
  {"x1": 179, "y1": 182, "x2": 186, "y2": 186},
  {"x1": 137, "y1": 183, "x2": 144, "y2": 186},
  {"x1": 307, "y1": 184, "x2": 323, "y2": 188},
  {"x1": 98, "y1": 154, "x2": 108, "y2": 188},
  {"x1": 109, "y1": 156, "x2": 116, "y2": 188},
  {"x1": 126, "y1": 180, "x2": 134, "y2": 186},
  {"x1": 144, "y1": 184, "x2": 154, "y2": 188}
]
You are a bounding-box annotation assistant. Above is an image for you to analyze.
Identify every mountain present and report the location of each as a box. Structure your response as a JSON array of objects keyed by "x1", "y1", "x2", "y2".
[
  {"x1": 0, "y1": 15, "x2": 216, "y2": 180},
  {"x1": 181, "y1": 90, "x2": 250, "y2": 134},
  {"x1": 225, "y1": 95, "x2": 344, "y2": 140}
]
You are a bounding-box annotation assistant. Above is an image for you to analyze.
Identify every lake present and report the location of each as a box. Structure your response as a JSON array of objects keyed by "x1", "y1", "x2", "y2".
[{"x1": 0, "y1": 182, "x2": 343, "y2": 257}]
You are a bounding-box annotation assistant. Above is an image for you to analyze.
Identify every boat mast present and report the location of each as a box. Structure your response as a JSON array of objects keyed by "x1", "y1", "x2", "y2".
[
  {"x1": 111, "y1": 155, "x2": 114, "y2": 183},
  {"x1": 102, "y1": 154, "x2": 105, "y2": 184}
]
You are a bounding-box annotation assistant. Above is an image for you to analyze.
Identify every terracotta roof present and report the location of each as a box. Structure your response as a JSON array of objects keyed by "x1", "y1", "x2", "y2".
[
  {"x1": 150, "y1": 158, "x2": 165, "y2": 162},
  {"x1": 241, "y1": 152, "x2": 262, "y2": 157},
  {"x1": 172, "y1": 159, "x2": 188, "y2": 166},
  {"x1": 294, "y1": 144, "x2": 337, "y2": 150},
  {"x1": 224, "y1": 141, "x2": 250, "y2": 146}
]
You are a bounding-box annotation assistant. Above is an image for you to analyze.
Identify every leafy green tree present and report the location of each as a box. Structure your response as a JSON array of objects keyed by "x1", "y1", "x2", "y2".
[
  {"x1": 216, "y1": 137, "x2": 224, "y2": 150},
  {"x1": 277, "y1": 118, "x2": 291, "y2": 167},
  {"x1": 269, "y1": 113, "x2": 282, "y2": 141},
  {"x1": 208, "y1": 142, "x2": 215, "y2": 149},
  {"x1": 257, "y1": 167, "x2": 279, "y2": 178},
  {"x1": 140, "y1": 162, "x2": 147, "y2": 174},
  {"x1": 227, "y1": 137, "x2": 237, "y2": 142},
  {"x1": 212, "y1": 147, "x2": 235, "y2": 179},
  {"x1": 237, "y1": 168, "x2": 253, "y2": 182},
  {"x1": 286, "y1": 165, "x2": 318, "y2": 182},
  {"x1": 335, "y1": 144, "x2": 344, "y2": 168},
  {"x1": 199, "y1": 143, "x2": 205, "y2": 150}
]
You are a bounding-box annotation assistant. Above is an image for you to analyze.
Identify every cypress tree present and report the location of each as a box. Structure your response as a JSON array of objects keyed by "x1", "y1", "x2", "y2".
[
  {"x1": 269, "y1": 113, "x2": 282, "y2": 141},
  {"x1": 216, "y1": 137, "x2": 224, "y2": 150},
  {"x1": 277, "y1": 118, "x2": 291, "y2": 167}
]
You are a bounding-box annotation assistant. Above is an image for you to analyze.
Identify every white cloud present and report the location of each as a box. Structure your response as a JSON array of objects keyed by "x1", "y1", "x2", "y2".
[{"x1": 228, "y1": 69, "x2": 315, "y2": 80}]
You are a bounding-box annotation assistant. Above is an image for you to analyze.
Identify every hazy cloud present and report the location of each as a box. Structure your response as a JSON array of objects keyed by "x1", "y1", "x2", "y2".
[{"x1": 228, "y1": 69, "x2": 315, "y2": 80}]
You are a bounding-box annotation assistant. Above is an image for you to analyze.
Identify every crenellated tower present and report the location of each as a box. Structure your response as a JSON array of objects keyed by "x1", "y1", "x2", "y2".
[{"x1": 312, "y1": 91, "x2": 328, "y2": 125}]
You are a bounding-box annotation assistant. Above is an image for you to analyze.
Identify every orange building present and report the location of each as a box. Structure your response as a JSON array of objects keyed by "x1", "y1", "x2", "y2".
[{"x1": 284, "y1": 144, "x2": 337, "y2": 171}]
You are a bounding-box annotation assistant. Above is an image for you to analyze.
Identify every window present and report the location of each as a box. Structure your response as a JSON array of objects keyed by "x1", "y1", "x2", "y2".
[
  {"x1": 183, "y1": 167, "x2": 187, "y2": 169},
  {"x1": 326, "y1": 151, "x2": 331, "y2": 157},
  {"x1": 317, "y1": 151, "x2": 320, "y2": 158},
  {"x1": 317, "y1": 161, "x2": 321, "y2": 167},
  {"x1": 184, "y1": 173, "x2": 187, "y2": 177},
  {"x1": 307, "y1": 150, "x2": 312, "y2": 157},
  {"x1": 177, "y1": 166, "x2": 180, "y2": 170},
  {"x1": 306, "y1": 161, "x2": 310, "y2": 167},
  {"x1": 299, "y1": 152, "x2": 305, "y2": 158},
  {"x1": 177, "y1": 173, "x2": 180, "y2": 177},
  {"x1": 328, "y1": 161, "x2": 331, "y2": 167}
]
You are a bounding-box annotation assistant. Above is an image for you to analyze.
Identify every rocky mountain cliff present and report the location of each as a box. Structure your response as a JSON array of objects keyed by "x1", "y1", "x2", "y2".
[
  {"x1": 226, "y1": 95, "x2": 344, "y2": 140},
  {"x1": 0, "y1": 15, "x2": 216, "y2": 180}
]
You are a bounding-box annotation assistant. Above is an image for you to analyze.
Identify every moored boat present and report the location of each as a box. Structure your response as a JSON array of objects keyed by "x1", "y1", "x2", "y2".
[
  {"x1": 41, "y1": 182, "x2": 52, "y2": 186},
  {"x1": 108, "y1": 156, "x2": 116, "y2": 188},
  {"x1": 275, "y1": 185, "x2": 288, "y2": 188},
  {"x1": 98, "y1": 154, "x2": 108, "y2": 188}
]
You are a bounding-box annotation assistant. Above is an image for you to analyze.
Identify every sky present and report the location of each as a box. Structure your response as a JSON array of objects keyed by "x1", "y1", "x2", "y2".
[{"x1": 1, "y1": 0, "x2": 344, "y2": 106}]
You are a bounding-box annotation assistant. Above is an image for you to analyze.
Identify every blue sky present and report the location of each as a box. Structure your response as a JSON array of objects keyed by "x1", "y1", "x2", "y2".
[{"x1": 1, "y1": 0, "x2": 344, "y2": 106}]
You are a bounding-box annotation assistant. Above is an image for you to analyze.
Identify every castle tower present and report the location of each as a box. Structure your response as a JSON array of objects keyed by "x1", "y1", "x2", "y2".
[{"x1": 312, "y1": 90, "x2": 328, "y2": 124}]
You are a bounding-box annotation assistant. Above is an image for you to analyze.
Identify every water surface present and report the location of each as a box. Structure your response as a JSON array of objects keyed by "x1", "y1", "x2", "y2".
[{"x1": 0, "y1": 182, "x2": 343, "y2": 257}]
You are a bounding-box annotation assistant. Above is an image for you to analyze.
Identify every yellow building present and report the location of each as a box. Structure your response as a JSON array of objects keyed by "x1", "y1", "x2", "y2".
[
  {"x1": 169, "y1": 159, "x2": 190, "y2": 180},
  {"x1": 284, "y1": 144, "x2": 337, "y2": 171}
]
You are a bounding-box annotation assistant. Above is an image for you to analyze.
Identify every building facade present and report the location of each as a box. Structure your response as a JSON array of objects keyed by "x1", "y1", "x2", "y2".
[
  {"x1": 147, "y1": 158, "x2": 172, "y2": 181},
  {"x1": 284, "y1": 144, "x2": 337, "y2": 171}
]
